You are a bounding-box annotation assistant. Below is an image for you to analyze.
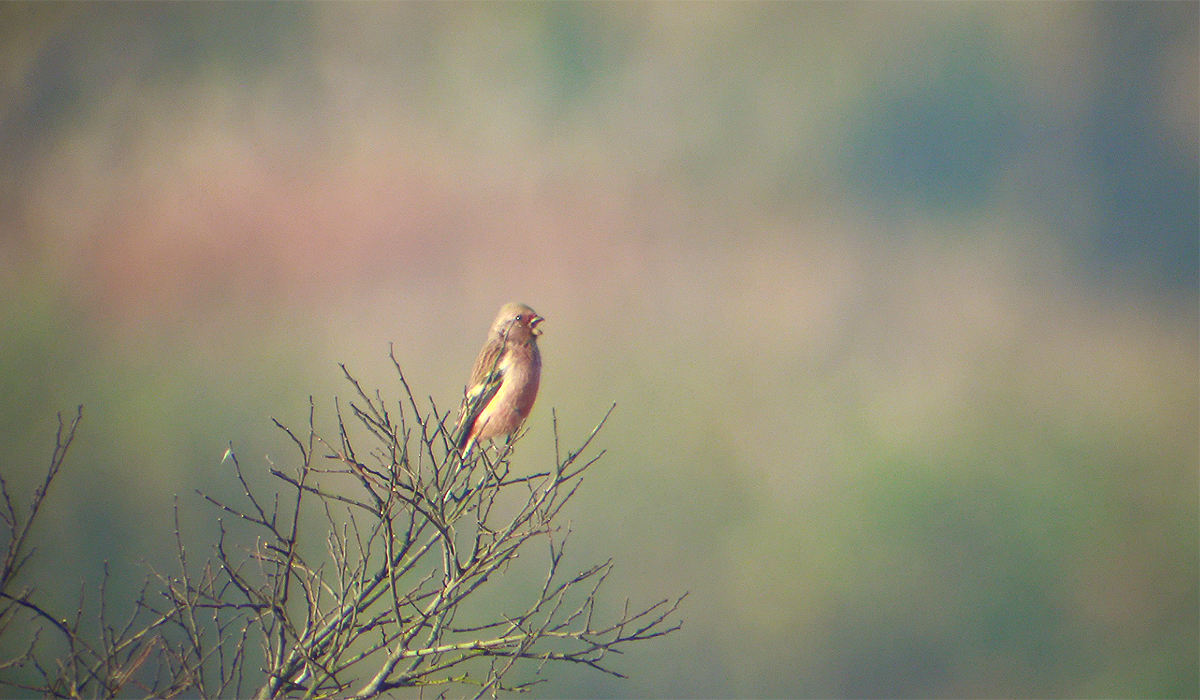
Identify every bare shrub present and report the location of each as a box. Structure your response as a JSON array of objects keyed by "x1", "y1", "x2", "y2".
[{"x1": 0, "y1": 354, "x2": 685, "y2": 698}]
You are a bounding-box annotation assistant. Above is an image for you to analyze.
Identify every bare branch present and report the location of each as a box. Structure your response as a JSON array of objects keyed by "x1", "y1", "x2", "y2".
[{"x1": 0, "y1": 364, "x2": 684, "y2": 699}]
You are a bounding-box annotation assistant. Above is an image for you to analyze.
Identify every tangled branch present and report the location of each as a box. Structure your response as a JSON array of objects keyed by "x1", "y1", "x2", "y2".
[{"x1": 0, "y1": 355, "x2": 685, "y2": 698}]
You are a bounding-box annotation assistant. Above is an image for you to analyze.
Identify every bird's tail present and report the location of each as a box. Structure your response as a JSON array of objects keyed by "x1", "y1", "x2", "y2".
[{"x1": 452, "y1": 422, "x2": 471, "y2": 454}]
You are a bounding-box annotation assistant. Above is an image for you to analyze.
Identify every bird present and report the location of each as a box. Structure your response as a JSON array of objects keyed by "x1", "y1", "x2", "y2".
[{"x1": 453, "y1": 302, "x2": 544, "y2": 456}]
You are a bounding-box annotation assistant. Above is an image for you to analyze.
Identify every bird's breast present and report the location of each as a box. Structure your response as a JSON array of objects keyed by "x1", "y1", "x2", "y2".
[{"x1": 497, "y1": 345, "x2": 541, "y2": 411}]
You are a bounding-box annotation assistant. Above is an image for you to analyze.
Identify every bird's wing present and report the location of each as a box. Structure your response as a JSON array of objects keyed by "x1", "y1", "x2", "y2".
[
  {"x1": 453, "y1": 341, "x2": 507, "y2": 449},
  {"x1": 453, "y1": 370, "x2": 504, "y2": 449}
]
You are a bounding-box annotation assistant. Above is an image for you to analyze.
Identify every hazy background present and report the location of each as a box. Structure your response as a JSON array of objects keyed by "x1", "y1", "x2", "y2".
[{"x1": 1, "y1": 2, "x2": 1196, "y2": 697}]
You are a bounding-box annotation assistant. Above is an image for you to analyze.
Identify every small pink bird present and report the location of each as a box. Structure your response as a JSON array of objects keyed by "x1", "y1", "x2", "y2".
[{"x1": 454, "y1": 302, "x2": 544, "y2": 456}]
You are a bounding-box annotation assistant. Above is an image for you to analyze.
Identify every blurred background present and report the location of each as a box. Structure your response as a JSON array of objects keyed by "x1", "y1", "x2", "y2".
[{"x1": 0, "y1": 2, "x2": 1196, "y2": 697}]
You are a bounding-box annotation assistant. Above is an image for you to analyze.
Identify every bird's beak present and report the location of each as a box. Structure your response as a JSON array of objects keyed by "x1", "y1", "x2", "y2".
[{"x1": 531, "y1": 315, "x2": 544, "y2": 336}]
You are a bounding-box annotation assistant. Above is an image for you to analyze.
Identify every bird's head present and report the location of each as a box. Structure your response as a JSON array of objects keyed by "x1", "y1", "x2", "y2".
[{"x1": 492, "y1": 302, "x2": 544, "y2": 343}]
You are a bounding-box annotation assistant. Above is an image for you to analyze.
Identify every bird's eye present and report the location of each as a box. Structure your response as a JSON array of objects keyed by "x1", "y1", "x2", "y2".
[{"x1": 514, "y1": 314, "x2": 523, "y2": 322}]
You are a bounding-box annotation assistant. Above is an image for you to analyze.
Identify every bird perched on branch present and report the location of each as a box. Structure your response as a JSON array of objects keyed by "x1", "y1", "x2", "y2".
[{"x1": 453, "y1": 302, "x2": 544, "y2": 456}]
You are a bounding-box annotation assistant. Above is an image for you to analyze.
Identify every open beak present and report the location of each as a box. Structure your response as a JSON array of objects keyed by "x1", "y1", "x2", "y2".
[{"x1": 531, "y1": 315, "x2": 545, "y2": 336}]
